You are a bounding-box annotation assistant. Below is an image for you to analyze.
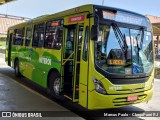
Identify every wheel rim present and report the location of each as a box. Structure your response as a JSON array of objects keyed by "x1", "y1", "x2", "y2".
[{"x1": 53, "y1": 78, "x2": 60, "y2": 95}]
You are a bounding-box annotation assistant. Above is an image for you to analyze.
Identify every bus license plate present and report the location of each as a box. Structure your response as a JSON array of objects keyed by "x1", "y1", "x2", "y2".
[{"x1": 127, "y1": 96, "x2": 138, "y2": 102}]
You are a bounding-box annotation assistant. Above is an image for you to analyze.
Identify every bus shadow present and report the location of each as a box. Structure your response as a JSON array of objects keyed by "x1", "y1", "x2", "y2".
[{"x1": 60, "y1": 101, "x2": 145, "y2": 120}]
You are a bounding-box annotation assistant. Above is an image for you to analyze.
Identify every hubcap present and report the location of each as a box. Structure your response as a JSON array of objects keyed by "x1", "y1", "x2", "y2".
[{"x1": 53, "y1": 78, "x2": 60, "y2": 95}]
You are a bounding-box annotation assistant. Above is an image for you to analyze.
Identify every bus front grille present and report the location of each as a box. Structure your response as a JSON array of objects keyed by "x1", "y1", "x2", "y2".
[
  {"x1": 113, "y1": 94, "x2": 147, "y2": 106},
  {"x1": 109, "y1": 77, "x2": 149, "y2": 85},
  {"x1": 115, "y1": 87, "x2": 145, "y2": 94}
]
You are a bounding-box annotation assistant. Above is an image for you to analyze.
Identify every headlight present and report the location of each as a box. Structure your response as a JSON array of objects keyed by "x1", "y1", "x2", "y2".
[{"x1": 93, "y1": 78, "x2": 107, "y2": 94}]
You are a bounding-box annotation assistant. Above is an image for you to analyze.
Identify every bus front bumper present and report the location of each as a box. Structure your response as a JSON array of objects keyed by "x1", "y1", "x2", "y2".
[{"x1": 88, "y1": 88, "x2": 153, "y2": 110}]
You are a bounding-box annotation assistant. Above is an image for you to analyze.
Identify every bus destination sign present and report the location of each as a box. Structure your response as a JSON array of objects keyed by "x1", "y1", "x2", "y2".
[
  {"x1": 102, "y1": 10, "x2": 147, "y2": 27},
  {"x1": 102, "y1": 10, "x2": 116, "y2": 20}
]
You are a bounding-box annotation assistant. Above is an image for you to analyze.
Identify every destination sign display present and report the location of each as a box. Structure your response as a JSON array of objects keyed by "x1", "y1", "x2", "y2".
[
  {"x1": 51, "y1": 22, "x2": 60, "y2": 26},
  {"x1": 102, "y1": 10, "x2": 116, "y2": 20},
  {"x1": 108, "y1": 59, "x2": 125, "y2": 65},
  {"x1": 102, "y1": 10, "x2": 149, "y2": 27},
  {"x1": 115, "y1": 11, "x2": 144, "y2": 26}
]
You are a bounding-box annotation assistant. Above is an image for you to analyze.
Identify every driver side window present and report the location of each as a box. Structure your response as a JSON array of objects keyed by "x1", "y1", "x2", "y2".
[{"x1": 96, "y1": 25, "x2": 109, "y2": 61}]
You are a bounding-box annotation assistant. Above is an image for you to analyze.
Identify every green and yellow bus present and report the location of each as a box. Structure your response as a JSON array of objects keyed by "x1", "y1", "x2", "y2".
[{"x1": 5, "y1": 4, "x2": 154, "y2": 110}]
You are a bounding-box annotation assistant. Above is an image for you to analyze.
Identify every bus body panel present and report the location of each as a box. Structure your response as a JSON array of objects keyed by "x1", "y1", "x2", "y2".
[
  {"x1": 5, "y1": 4, "x2": 154, "y2": 110},
  {"x1": 88, "y1": 88, "x2": 153, "y2": 109}
]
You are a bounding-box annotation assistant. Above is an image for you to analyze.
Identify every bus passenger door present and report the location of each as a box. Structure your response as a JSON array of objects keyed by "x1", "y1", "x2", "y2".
[
  {"x1": 62, "y1": 14, "x2": 89, "y2": 107},
  {"x1": 73, "y1": 24, "x2": 84, "y2": 102},
  {"x1": 62, "y1": 25, "x2": 76, "y2": 100},
  {"x1": 62, "y1": 24, "x2": 83, "y2": 102},
  {"x1": 78, "y1": 24, "x2": 89, "y2": 108}
]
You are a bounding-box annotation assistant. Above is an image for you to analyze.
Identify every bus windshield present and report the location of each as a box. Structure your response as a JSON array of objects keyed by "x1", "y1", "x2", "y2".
[{"x1": 95, "y1": 24, "x2": 153, "y2": 75}]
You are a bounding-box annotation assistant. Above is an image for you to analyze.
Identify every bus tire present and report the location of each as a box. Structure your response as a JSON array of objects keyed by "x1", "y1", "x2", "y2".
[
  {"x1": 48, "y1": 72, "x2": 64, "y2": 100},
  {"x1": 14, "y1": 60, "x2": 21, "y2": 77}
]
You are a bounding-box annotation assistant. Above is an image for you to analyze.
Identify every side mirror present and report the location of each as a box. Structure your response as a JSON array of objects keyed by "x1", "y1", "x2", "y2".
[{"x1": 91, "y1": 25, "x2": 98, "y2": 41}]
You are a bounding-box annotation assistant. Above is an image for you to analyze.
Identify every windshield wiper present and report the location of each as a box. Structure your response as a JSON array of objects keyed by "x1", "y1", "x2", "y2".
[
  {"x1": 140, "y1": 28, "x2": 144, "y2": 49},
  {"x1": 136, "y1": 28, "x2": 144, "y2": 50},
  {"x1": 111, "y1": 23, "x2": 128, "y2": 52},
  {"x1": 136, "y1": 28, "x2": 144, "y2": 64}
]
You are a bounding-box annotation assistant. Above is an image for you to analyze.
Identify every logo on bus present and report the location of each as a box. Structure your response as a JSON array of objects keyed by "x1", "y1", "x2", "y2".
[
  {"x1": 130, "y1": 88, "x2": 135, "y2": 93},
  {"x1": 39, "y1": 57, "x2": 51, "y2": 66}
]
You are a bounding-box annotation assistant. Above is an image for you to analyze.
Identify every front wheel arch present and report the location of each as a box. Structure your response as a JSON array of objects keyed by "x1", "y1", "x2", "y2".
[
  {"x1": 47, "y1": 69, "x2": 64, "y2": 100},
  {"x1": 47, "y1": 68, "x2": 60, "y2": 88}
]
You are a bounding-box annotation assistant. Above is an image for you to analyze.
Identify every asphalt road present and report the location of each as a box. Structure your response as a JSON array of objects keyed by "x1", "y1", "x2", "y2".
[{"x1": 0, "y1": 53, "x2": 160, "y2": 120}]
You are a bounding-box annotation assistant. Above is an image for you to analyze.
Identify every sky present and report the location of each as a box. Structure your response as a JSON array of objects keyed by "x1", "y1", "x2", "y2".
[{"x1": 0, "y1": 0, "x2": 159, "y2": 18}]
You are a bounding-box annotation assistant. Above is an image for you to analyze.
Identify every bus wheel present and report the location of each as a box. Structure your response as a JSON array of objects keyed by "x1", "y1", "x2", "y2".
[
  {"x1": 14, "y1": 60, "x2": 21, "y2": 77},
  {"x1": 48, "y1": 72, "x2": 64, "y2": 100}
]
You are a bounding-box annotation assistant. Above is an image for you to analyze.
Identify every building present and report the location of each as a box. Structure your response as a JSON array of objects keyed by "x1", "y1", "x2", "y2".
[
  {"x1": 0, "y1": 0, "x2": 29, "y2": 39},
  {"x1": 146, "y1": 15, "x2": 160, "y2": 55},
  {"x1": 0, "y1": 0, "x2": 15, "y2": 5},
  {"x1": 146, "y1": 15, "x2": 160, "y2": 23},
  {"x1": 0, "y1": 14, "x2": 29, "y2": 38}
]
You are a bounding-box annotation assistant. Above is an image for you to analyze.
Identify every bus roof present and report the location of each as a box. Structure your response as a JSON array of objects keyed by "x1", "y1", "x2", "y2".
[{"x1": 8, "y1": 4, "x2": 147, "y2": 30}]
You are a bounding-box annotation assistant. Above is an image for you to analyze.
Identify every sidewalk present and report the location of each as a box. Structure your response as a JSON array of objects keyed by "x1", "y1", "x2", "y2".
[
  {"x1": 0, "y1": 53, "x2": 83, "y2": 119},
  {"x1": 155, "y1": 60, "x2": 160, "y2": 68}
]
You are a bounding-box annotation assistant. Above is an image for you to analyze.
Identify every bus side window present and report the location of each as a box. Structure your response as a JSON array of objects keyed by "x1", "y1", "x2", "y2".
[
  {"x1": 13, "y1": 28, "x2": 25, "y2": 46},
  {"x1": 44, "y1": 20, "x2": 63, "y2": 49},
  {"x1": 25, "y1": 28, "x2": 32, "y2": 46},
  {"x1": 82, "y1": 26, "x2": 89, "y2": 61},
  {"x1": 32, "y1": 23, "x2": 45, "y2": 47}
]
